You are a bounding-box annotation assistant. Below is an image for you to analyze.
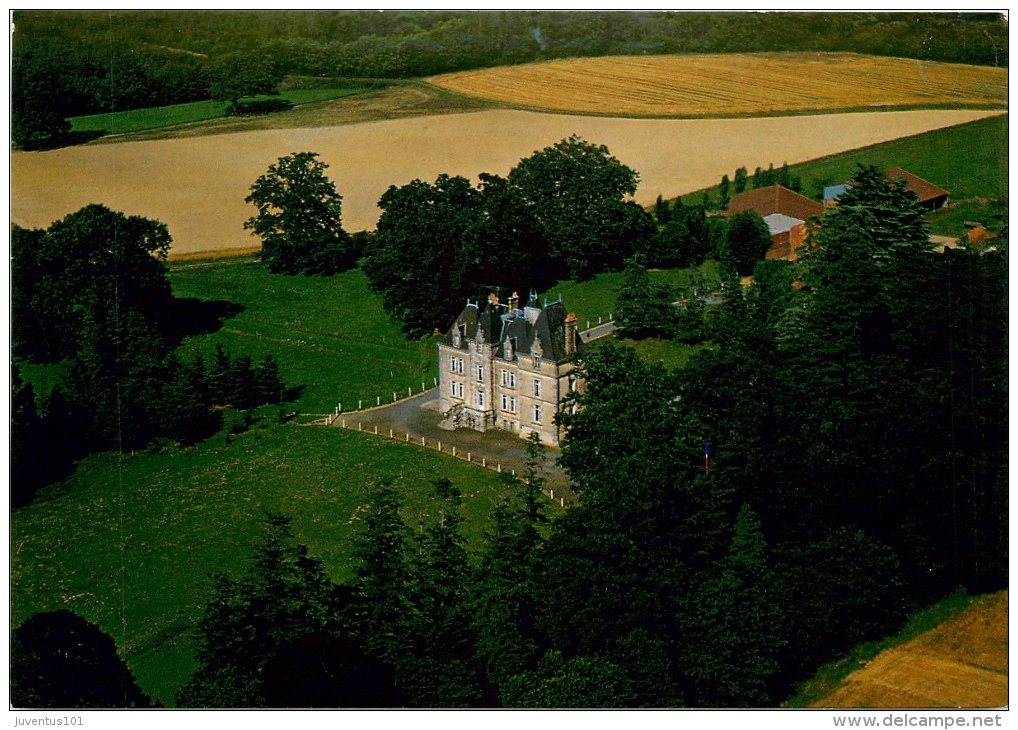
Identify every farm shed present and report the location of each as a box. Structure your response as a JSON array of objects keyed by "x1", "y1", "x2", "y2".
[
  {"x1": 728, "y1": 185, "x2": 824, "y2": 261},
  {"x1": 825, "y1": 168, "x2": 950, "y2": 210}
]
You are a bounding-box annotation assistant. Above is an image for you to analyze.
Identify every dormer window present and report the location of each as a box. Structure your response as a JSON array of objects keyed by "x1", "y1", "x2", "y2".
[{"x1": 533, "y1": 355, "x2": 542, "y2": 369}]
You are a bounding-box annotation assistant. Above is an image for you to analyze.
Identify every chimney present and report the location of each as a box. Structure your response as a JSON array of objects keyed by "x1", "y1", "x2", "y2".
[
  {"x1": 508, "y1": 291, "x2": 519, "y2": 313},
  {"x1": 565, "y1": 313, "x2": 577, "y2": 354}
]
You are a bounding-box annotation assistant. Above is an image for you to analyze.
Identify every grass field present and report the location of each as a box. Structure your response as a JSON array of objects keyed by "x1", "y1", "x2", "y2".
[
  {"x1": 69, "y1": 86, "x2": 374, "y2": 136},
  {"x1": 684, "y1": 115, "x2": 1008, "y2": 237},
  {"x1": 9, "y1": 423, "x2": 522, "y2": 705},
  {"x1": 428, "y1": 53, "x2": 1007, "y2": 118},
  {"x1": 786, "y1": 590, "x2": 1008, "y2": 708},
  {"x1": 542, "y1": 262, "x2": 719, "y2": 371},
  {"x1": 168, "y1": 258, "x2": 437, "y2": 415},
  {"x1": 81, "y1": 83, "x2": 489, "y2": 144},
  {"x1": 167, "y1": 256, "x2": 715, "y2": 415}
]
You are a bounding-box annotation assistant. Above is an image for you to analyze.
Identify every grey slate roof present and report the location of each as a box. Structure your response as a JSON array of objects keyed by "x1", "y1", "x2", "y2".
[{"x1": 442, "y1": 296, "x2": 580, "y2": 363}]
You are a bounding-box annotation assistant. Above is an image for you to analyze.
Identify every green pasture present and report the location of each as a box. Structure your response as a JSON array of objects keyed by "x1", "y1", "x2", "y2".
[
  {"x1": 169, "y1": 259, "x2": 437, "y2": 415},
  {"x1": 685, "y1": 114, "x2": 1008, "y2": 236},
  {"x1": 10, "y1": 423, "x2": 520, "y2": 705},
  {"x1": 69, "y1": 86, "x2": 371, "y2": 135}
]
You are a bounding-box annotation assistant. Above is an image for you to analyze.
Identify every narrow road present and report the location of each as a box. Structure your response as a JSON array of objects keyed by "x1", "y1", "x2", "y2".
[{"x1": 579, "y1": 322, "x2": 616, "y2": 342}]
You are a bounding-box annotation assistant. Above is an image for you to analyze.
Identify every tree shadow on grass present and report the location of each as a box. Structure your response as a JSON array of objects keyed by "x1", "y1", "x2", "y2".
[{"x1": 164, "y1": 297, "x2": 245, "y2": 347}]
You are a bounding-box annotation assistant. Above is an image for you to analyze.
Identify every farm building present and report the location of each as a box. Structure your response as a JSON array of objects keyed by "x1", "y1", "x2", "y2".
[
  {"x1": 727, "y1": 185, "x2": 825, "y2": 261},
  {"x1": 823, "y1": 168, "x2": 950, "y2": 210},
  {"x1": 437, "y1": 292, "x2": 582, "y2": 446}
]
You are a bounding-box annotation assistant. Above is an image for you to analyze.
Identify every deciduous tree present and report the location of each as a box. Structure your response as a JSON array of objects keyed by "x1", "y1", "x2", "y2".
[
  {"x1": 245, "y1": 151, "x2": 355, "y2": 275},
  {"x1": 508, "y1": 134, "x2": 654, "y2": 280},
  {"x1": 722, "y1": 210, "x2": 773, "y2": 276}
]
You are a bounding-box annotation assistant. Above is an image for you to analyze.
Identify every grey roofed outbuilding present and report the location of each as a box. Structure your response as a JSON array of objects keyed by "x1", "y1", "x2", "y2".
[
  {"x1": 762, "y1": 212, "x2": 805, "y2": 236},
  {"x1": 823, "y1": 183, "x2": 853, "y2": 203}
]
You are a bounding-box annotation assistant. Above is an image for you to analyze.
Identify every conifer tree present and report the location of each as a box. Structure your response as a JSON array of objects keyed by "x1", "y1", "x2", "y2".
[{"x1": 615, "y1": 254, "x2": 678, "y2": 339}]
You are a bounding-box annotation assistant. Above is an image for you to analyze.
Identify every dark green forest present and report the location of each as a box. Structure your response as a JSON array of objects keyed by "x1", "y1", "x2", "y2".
[
  {"x1": 11, "y1": 205, "x2": 287, "y2": 508},
  {"x1": 170, "y1": 168, "x2": 1006, "y2": 707},
  {"x1": 11, "y1": 11, "x2": 1007, "y2": 146}
]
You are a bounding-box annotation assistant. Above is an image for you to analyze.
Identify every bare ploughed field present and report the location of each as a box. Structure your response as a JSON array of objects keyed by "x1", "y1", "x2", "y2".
[
  {"x1": 11, "y1": 108, "x2": 1003, "y2": 256},
  {"x1": 814, "y1": 591, "x2": 1008, "y2": 708}
]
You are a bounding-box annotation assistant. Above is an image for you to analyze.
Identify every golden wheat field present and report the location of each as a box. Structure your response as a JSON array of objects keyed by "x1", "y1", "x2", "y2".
[
  {"x1": 813, "y1": 592, "x2": 1007, "y2": 708},
  {"x1": 10, "y1": 108, "x2": 1004, "y2": 256},
  {"x1": 428, "y1": 53, "x2": 1008, "y2": 117}
]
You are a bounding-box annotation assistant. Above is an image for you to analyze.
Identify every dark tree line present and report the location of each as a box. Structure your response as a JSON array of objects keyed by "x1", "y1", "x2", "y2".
[
  {"x1": 11, "y1": 611, "x2": 152, "y2": 708},
  {"x1": 176, "y1": 165, "x2": 1005, "y2": 708},
  {"x1": 717, "y1": 163, "x2": 803, "y2": 209},
  {"x1": 362, "y1": 136, "x2": 657, "y2": 337},
  {"x1": 14, "y1": 11, "x2": 1004, "y2": 146},
  {"x1": 12, "y1": 205, "x2": 286, "y2": 507}
]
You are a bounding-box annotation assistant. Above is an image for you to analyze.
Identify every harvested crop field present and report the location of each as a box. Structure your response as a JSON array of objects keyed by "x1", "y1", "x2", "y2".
[
  {"x1": 11, "y1": 108, "x2": 1004, "y2": 256},
  {"x1": 814, "y1": 592, "x2": 1008, "y2": 708},
  {"x1": 428, "y1": 53, "x2": 1008, "y2": 117}
]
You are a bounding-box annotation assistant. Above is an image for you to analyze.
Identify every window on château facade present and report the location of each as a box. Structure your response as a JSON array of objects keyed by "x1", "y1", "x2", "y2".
[
  {"x1": 533, "y1": 379, "x2": 541, "y2": 398},
  {"x1": 533, "y1": 403, "x2": 542, "y2": 423}
]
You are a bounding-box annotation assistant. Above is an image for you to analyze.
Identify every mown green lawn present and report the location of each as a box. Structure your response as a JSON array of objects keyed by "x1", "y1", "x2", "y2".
[
  {"x1": 169, "y1": 259, "x2": 437, "y2": 415},
  {"x1": 69, "y1": 86, "x2": 371, "y2": 135},
  {"x1": 10, "y1": 423, "x2": 519, "y2": 706}
]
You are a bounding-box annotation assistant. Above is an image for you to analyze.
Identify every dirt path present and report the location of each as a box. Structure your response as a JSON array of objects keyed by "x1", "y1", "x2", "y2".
[
  {"x1": 11, "y1": 108, "x2": 1003, "y2": 256},
  {"x1": 813, "y1": 591, "x2": 1008, "y2": 708}
]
